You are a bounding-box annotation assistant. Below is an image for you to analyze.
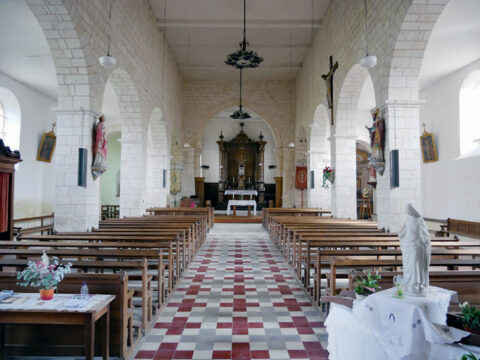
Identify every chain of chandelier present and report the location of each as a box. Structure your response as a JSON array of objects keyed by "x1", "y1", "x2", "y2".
[{"x1": 226, "y1": 0, "x2": 263, "y2": 119}]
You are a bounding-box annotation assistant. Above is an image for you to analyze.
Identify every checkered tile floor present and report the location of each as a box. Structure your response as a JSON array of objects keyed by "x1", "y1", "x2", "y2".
[{"x1": 134, "y1": 224, "x2": 328, "y2": 360}]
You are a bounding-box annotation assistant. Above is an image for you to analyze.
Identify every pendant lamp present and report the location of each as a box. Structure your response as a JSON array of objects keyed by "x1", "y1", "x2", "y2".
[{"x1": 99, "y1": 0, "x2": 117, "y2": 69}]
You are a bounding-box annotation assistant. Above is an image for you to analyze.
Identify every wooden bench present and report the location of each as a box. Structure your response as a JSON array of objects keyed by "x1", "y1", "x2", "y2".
[
  {"x1": 13, "y1": 213, "x2": 54, "y2": 237},
  {"x1": 439, "y1": 218, "x2": 480, "y2": 238},
  {"x1": 0, "y1": 257, "x2": 154, "y2": 335},
  {"x1": 0, "y1": 272, "x2": 136, "y2": 359},
  {"x1": 145, "y1": 207, "x2": 214, "y2": 230}
]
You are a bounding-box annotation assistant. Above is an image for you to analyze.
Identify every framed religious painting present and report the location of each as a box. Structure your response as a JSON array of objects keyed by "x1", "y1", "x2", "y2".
[
  {"x1": 170, "y1": 169, "x2": 181, "y2": 195},
  {"x1": 36, "y1": 130, "x2": 56, "y2": 163},
  {"x1": 420, "y1": 131, "x2": 438, "y2": 163}
]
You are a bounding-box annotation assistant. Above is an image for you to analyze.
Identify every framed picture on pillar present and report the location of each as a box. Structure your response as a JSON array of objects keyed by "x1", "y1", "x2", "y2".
[
  {"x1": 420, "y1": 131, "x2": 438, "y2": 163},
  {"x1": 36, "y1": 130, "x2": 56, "y2": 163},
  {"x1": 295, "y1": 166, "x2": 308, "y2": 190}
]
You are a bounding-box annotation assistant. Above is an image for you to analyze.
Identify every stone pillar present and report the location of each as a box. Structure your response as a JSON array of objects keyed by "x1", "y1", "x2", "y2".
[
  {"x1": 330, "y1": 134, "x2": 357, "y2": 219},
  {"x1": 376, "y1": 100, "x2": 424, "y2": 232},
  {"x1": 119, "y1": 138, "x2": 146, "y2": 217},
  {"x1": 282, "y1": 147, "x2": 295, "y2": 208},
  {"x1": 54, "y1": 109, "x2": 100, "y2": 231},
  {"x1": 308, "y1": 150, "x2": 331, "y2": 210},
  {"x1": 182, "y1": 147, "x2": 195, "y2": 198}
]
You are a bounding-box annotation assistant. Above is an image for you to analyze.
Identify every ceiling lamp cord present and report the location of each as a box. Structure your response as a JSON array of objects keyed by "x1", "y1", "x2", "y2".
[
  {"x1": 359, "y1": 0, "x2": 377, "y2": 68},
  {"x1": 161, "y1": 0, "x2": 167, "y2": 107},
  {"x1": 99, "y1": 0, "x2": 117, "y2": 68}
]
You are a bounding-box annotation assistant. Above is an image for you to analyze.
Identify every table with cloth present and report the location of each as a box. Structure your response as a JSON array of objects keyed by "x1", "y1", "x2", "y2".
[
  {"x1": 227, "y1": 200, "x2": 257, "y2": 216},
  {"x1": 325, "y1": 286, "x2": 480, "y2": 360}
]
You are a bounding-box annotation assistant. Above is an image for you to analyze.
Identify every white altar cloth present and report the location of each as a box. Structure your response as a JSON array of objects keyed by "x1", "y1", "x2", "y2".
[
  {"x1": 224, "y1": 190, "x2": 258, "y2": 199},
  {"x1": 326, "y1": 303, "x2": 480, "y2": 360},
  {"x1": 326, "y1": 287, "x2": 474, "y2": 360},
  {"x1": 227, "y1": 200, "x2": 257, "y2": 216}
]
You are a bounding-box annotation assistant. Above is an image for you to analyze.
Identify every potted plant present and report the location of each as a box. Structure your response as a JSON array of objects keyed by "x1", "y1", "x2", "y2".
[
  {"x1": 322, "y1": 166, "x2": 334, "y2": 188},
  {"x1": 459, "y1": 302, "x2": 480, "y2": 335},
  {"x1": 17, "y1": 252, "x2": 72, "y2": 300},
  {"x1": 353, "y1": 272, "x2": 381, "y2": 300},
  {"x1": 462, "y1": 353, "x2": 478, "y2": 360}
]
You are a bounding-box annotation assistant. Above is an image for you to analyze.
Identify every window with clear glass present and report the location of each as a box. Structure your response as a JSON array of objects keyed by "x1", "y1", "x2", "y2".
[
  {"x1": 460, "y1": 70, "x2": 480, "y2": 156},
  {"x1": 0, "y1": 102, "x2": 5, "y2": 140}
]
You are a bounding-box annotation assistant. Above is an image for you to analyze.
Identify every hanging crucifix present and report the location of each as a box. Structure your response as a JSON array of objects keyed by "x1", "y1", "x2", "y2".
[{"x1": 321, "y1": 55, "x2": 338, "y2": 126}]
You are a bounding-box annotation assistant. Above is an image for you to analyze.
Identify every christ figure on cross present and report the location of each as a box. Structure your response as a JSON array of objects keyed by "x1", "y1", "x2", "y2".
[{"x1": 321, "y1": 55, "x2": 338, "y2": 125}]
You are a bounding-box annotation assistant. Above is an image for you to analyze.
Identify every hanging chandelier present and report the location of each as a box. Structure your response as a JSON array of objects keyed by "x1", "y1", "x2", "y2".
[
  {"x1": 231, "y1": 69, "x2": 251, "y2": 119},
  {"x1": 359, "y1": 0, "x2": 377, "y2": 69},
  {"x1": 225, "y1": 0, "x2": 263, "y2": 69}
]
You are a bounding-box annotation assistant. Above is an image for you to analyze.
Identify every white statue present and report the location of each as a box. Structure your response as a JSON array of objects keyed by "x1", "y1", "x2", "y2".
[{"x1": 398, "y1": 203, "x2": 431, "y2": 296}]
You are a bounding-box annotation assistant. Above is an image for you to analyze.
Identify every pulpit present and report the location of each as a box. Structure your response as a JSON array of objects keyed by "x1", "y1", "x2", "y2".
[{"x1": 217, "y1": 123, "x2": 266, "y2": 207}]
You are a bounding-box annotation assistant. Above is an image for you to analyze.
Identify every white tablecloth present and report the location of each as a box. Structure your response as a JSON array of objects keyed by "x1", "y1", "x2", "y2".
[
  {"x1": 0, "y1": 293, "x2": 111, "y2": 312},
  {"x1": 326, "y1": 303, "x2": 480, "y2": 360},
  {"x1": 326, "y1": 287, "x2": 475, "y2": 360},
  {"x1": 227, "y1": 200, "x2": 257, "y2": 216},
  {"x1": 224, "y1": 190, "x2": 258, "y2": 198}
]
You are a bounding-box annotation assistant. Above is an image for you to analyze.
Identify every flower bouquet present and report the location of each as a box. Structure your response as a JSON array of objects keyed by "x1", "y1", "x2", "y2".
[
  {"x1": 322, "y1": 166, "x2": 334, "y2": 188},
  {"x1": 353, "y1": 272, "x2": 381, "y2": 300},
  {"x1": 460, "y1": 302, "x2": 480, "y2": 335},
  {"x1": 17, "y1": 252, "x2": 72, "y2": 300}
]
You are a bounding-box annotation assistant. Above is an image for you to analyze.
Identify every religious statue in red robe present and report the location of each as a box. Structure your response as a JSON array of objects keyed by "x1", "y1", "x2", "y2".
[{"x1": 92, "y1": 115, "x2": 107, "y2": 180}]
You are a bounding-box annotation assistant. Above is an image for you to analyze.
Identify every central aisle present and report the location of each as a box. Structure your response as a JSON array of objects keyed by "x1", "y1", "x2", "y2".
[{"x1": 135, "y1": 224, "x2": 328, "y2": 360}]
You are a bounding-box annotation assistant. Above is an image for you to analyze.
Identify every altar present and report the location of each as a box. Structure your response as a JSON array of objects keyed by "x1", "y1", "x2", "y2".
[{"x1": 216, "y1": 123, "x2": 266, "y2": 207}]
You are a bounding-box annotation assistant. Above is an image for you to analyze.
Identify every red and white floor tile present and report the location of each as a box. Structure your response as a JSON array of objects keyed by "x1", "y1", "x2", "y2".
[{"x1": 134, "y1": 224, "x2": 328, "y2": 360}]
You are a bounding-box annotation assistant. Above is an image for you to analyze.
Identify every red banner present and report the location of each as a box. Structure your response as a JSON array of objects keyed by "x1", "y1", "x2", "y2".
[{"x1": 295, "y1": 166, "x2": 308, "y2": 190}]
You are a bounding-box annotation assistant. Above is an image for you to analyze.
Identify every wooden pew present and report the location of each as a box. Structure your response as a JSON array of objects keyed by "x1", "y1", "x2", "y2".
[
  {"x1": 348, "y1": 270, "x2": 480, "y2": 311},
  {"x1": 145, "y1": 207, "x2": 214, "y2": 230},
  {"x1": 0, "y1": 272, "x2": 137, "y2": 359},
  {"x1": 18, "y1": 233, "x2": 178, "y2": 292},
  {"x1": 13, "y1": 213, "x2": 54, "y2": 237},
  {"x1": 0, "y1": 257, "x2": 154, "y2": 335},
  {"x1": 262, "y1": 208, "x2": 332, "y2": 228}
]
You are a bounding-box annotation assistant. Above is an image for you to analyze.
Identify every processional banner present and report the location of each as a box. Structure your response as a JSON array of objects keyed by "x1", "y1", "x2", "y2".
[{"x1": 295, "y1": 166, "x2": 308, "y2": 190}]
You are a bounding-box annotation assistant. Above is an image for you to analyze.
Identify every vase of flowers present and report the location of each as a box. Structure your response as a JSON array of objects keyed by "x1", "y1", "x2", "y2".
[
  {"x1": 354, "y1": 272, "x2": 381, "y2": 300},
  {"x1": 17, "y1": 252, "x2": 72, "y2": 300},
  {"x1": 322, "y1": 166, "x2": 334, "y2": 188}
]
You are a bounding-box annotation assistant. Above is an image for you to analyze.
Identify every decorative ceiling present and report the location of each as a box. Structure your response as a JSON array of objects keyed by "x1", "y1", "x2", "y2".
[{"x1": 149, "y1": 0, "x2": 331, "y2": 81}]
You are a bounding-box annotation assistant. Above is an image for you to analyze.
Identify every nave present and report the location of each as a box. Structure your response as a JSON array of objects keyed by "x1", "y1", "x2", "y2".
[{"x1": 134, "y1": 224, "x2": 328, "y2": 360}]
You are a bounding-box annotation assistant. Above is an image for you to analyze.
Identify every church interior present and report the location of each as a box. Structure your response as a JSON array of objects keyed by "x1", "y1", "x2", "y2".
[{"x1": 0, "y1": 0, "x2": 479, "y2": 359}]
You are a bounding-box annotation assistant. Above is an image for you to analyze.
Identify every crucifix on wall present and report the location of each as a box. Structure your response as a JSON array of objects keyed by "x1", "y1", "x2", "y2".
[{"x1": 321, "y1": 55, "x2": 339, "y2": 126}]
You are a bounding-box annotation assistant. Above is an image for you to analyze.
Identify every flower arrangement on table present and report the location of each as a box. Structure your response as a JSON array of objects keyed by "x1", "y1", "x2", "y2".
[
  {"x1": 17, "y1": 252, "x2": 72, "y2": 300},
  {"x1": 459, "y1": 302, "x2": 480, "y2": 335},
  {"x1": 322, "y1": 166, "x2": 334, "y2": 188},
  {"x1": 353, "y1": 272, "x2": 381, "y2": 299}
]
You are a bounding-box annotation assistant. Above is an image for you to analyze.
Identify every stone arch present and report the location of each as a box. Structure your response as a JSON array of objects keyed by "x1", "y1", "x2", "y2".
[
  {"x1": 330, "y1": 65, "x2": 374, "y2": 219},
  {"x1": 145, "y1": 107, "x2": 169, "y2": 208},
  {"x1": 190, "y1": 95, "x2": 282, "y2": 149},
  {"x1": 385, "y1": 0, "x2": 450, "y2": 101},
  {"x1": 308, "y1": 104, "x2": 331, "y2": 209},
  {"x1": 25, "y1": 0, "x2": 91, "y2": 110},
  {"x1": 104, "y1": 68, "x2": 144, "y2": 217}
]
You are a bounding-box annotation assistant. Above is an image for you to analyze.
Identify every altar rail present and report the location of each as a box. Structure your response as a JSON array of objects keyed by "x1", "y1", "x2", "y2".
[{"x1": 13, "y1": 213, "x2": 54, "y2": 237}]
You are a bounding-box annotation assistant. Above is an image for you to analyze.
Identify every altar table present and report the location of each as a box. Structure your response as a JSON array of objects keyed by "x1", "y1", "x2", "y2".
[
  {"x1": 325, "y1": 287, "x2": 479, "y2": 360},
  {"x1": 227, "y1": 200, "x2": 257, "y2": 216},
  {"x1": 224, "y1": 190, "x2": 258, "y2": 199},
  {"x1": 0, "y1": 293, "x2": 115, "y2": 360}
]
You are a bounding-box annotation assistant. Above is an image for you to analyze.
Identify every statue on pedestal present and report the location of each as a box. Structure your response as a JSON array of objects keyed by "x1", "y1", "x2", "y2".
[{"x1": 399, "y1": 203, "x2": 431, "y2": 296}]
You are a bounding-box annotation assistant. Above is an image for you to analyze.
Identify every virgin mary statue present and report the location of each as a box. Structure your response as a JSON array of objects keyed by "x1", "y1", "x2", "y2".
[{"x1": 399, "y1": 203, "x2": 431, "y2": 296}]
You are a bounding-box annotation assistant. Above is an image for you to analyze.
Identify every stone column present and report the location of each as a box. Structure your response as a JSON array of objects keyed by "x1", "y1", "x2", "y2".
[
  {"x1": 119, "y1": 137, "x2": 146, "y2": 217},
  {"x1": 330, "y1": 133, "x2": 357, "y2": 219},
  {"x1": 182, "y1": 147, "x2": 195, "y2": 198},
  {"x1": 376, "y1": 100, "x2": 424, "y2": 232},
  {"x1": 54, "y1": 109, "x2": 100, "y2": 231},
  {"x1": 282, "y1": 147, "x2": 295, "y2": 208}
]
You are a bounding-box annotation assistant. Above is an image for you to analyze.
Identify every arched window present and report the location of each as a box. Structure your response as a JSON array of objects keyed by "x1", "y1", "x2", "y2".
[
  {"x1": 460, "y1": 70, "x2": 480, "y2": 156},
  {"x1": 0, "y1": 101, "x2": 6, "y2": 140}
]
